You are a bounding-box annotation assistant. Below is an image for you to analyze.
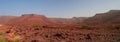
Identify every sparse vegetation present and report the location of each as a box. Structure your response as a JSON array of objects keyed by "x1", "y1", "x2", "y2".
[
  {"x1": 0, "y1": 32, "x2": 4, "y2": 35},
  {"x1": 106, "y1": 24, "x2": 114, "y2": 30},
  {"x1": 47, "y1": 39, "x2": 53, "y2": 42},
  {"x1": 81, "y1": 23, "x2": 89, "y2": 28},
  {"x1": 0, "y1": 38, "x2": 7, "y2": 42},
  {"x1": 32, "y1": 24, "x2": 43, "y2": 28},
  {"x1": 12, "y1": 36, "x2": 21, "y2": 42},
  {"x1": 114, "y1": 25, "x2": 120, "y2": 30},
  {"x1": 106, "y1": 24, "x2": 120, "y2": 30}
]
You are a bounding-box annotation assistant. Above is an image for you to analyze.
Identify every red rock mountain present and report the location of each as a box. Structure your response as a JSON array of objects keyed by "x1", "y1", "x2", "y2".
[
  {"x1": 0, "y1": 14, "x2": 87, "y2": 25},
  {"x1": 8, "y1": 14, "x2": 52, "y2": 25},
  {"x1": 0, "y1": 16, "x2": 17, "y2": 24},
  {"x1": 85, "y1": 10, "x2": 120, "y2": 24},
  {"x1": 49, "y1": 17, "x2": 87, "y2": 25},
  {"x1": 1, "y1": 10, "x2": 119, "y2": 25}
]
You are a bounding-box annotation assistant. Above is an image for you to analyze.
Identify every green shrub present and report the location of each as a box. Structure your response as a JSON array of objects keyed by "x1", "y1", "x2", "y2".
[
  {"x1": 106, "y1": 24, "x2": 120, "y2": 30},
  {"x1": 104, "y1": 24, "x2": 115, "y2": 30},
  {"x1": 0, "y1": 38, "x2": 7, "y2": 42},
  {"x1": 12, "y1": 36, "x2": 21, "y2": 42},
  {"x1": 106, "y1": 24, "x2": 114, "y2": 30},
  {"x1": 114, "y1": 25, "x2": 120, "y2": 30},
  {"x1": 32, "y1": 24, "x2": 43, "y2": 28},
  {"x1": 0, "y1": 32, "x2": 4, "y2": 35},
  {"x1": 81, "y1": 24, "x2": 89, "y2": 28}
]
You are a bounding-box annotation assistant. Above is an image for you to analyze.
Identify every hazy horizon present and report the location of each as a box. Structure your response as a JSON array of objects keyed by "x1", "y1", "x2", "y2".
[{"x1": 0, "y1": 0, "x2": 120, "y2": 18}]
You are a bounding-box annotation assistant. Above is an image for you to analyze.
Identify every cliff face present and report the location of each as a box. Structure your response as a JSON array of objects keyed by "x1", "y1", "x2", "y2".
[{"x1": 85, "y1": 10, "x2": 120, "y2": 24}]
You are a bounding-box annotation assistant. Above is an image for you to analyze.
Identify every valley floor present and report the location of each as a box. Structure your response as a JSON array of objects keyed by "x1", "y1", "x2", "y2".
[{"x1": 0, "y1": 24, "x2": 120, "y2": 42}]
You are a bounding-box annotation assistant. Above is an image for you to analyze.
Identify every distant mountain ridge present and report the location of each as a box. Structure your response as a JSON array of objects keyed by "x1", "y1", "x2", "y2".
[
  {"x1": 0, "y1": 10, "x2": 120, "y2": 25},
  {"x1": 0, "y1": 14, "x2": 87, "y2": 25},
  {"x1": 85, "y1": 10, "x2": 120, "y2": 24}
]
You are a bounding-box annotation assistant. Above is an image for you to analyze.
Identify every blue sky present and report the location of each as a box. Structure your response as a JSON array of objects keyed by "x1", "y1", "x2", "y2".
[{"x1": 0, "y1": 0, "x2": 120, "y2": 18}]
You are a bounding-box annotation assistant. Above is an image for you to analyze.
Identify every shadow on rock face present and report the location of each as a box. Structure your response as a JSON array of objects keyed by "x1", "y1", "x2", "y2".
[
  {"x1": 85, "y1": 34, "x2": 91, "y2": 40},
  {"x1": 31, "y1": 40, "x2": 39, "y2": 42}
]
